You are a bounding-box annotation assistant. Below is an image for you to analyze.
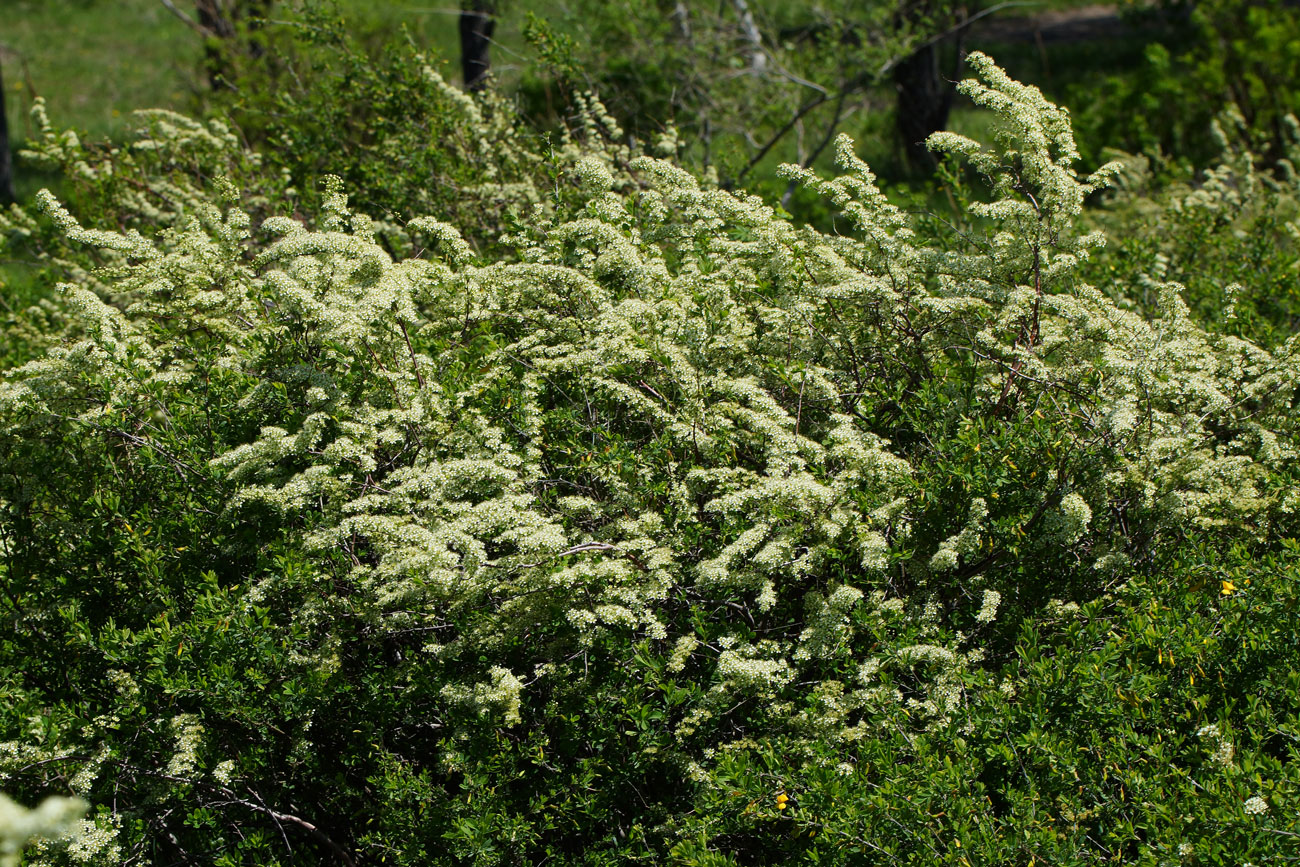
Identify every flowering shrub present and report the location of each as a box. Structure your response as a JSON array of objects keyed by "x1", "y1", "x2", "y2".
[
  {"x1": 0, "y1": 53, "x2": 1298, "y2": 865},
  {"x1": 213, "y1": 10, "x2": 552, "y2": 249},
  {"x1": 1080, "y1": 114, "x2": 1300, "y2": 349}
]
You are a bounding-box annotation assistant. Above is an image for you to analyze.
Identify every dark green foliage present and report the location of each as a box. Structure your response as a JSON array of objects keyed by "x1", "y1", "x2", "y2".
[
  {"x1": 676, "y1": 543, "x2": 1300, "y2": 865},
  {"x1": 1063, "y1": 0, "x2": 1300, "y2": 167}
]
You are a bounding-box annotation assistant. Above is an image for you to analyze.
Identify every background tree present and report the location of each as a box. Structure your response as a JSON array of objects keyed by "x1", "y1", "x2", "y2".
[
  {"x1": 160, "y1": 0, "x2": 272, "y2": 89},
  {"x1": 511, "y1": 0, "x2": 1009, "y2": 217},
  {"x1": 893, "y1": 0, "x2": 976, "y2": 170},
  {"x1": 0, "y1": 53, "x2": 13, "y2": 205},
  {"x1": 460, "y1": 0, "x2": 497, "y2": 91}
]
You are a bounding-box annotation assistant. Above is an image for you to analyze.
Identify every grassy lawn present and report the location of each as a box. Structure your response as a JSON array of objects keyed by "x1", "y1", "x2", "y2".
[{"x1": 2, "y1": 0, "x2": 196, "y2": 145}]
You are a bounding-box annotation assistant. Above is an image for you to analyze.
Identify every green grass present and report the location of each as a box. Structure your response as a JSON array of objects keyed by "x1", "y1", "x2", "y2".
[{"x1": 2, "y1": 0, "x2": 196, "y2": 144}]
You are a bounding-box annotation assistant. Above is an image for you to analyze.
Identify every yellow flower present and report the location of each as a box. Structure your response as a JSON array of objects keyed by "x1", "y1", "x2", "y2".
[{"x1": 1221, "y1": 580, "x2": 1235, "y2": 596}]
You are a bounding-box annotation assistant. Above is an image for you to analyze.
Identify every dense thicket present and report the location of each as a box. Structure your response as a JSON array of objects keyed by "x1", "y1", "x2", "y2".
[{"x1": 0, "y1": 20, "x2": 1299, "y2": 867}]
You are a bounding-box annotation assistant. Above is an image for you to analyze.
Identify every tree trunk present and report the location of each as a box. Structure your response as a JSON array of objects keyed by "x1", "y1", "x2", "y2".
[
  {"x1": 895, "y1": 42, "x2": 953, "y2": 170},
  {"x1": 0, "y1": 60, "x2": 14, "y2": 206},
  {"x1": 196, "y1": 0, "x2": 237, "y2": 90},
  {"x1": 459, "y1": 1, "x2": 496, "y2": 92},
  {"x1": 895, "y1": 3, "x2": 970, "y2": 172},
  {"x1": 195, "y1": 0, "x2": 271, "y2": 90}
]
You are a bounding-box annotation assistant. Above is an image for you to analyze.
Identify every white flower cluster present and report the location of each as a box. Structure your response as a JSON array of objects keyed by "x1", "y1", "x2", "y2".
[
  {"x1": 0, "y1": 743, "x2": 51, "y2": 787},
  {"x1": 1196, "y1": 723, "x2": 1235, "y2": 768},
  {"x1": 62, "y1": 814, "x2": 122, "y2": 864},
  {"x1": 211, "y1": 760, "x2": 237, "y2": 786},
  {"x1": 795, "y1": 585, "x2": 864, "y2": 661},
  {"x1": 716, "y1": 648, "x2": 794, "y2": 692},
  {"x1": 1054, "y1": 492, "x2": 1093, "y2": 544},
  {"x1": 930, "y1": 499, "x2": 988, "y2": 573},
  {"x1": 105, "y1": 670, "x2": 139, "y2": 699},
  {"x1": 573, "y1": 156, "x2": 614, "y2": 193},
  {"x1": 440, "y1": 667, "x2": 525, "y2": 726},
  {"x1": 666, "y1": 635, "x2": 699, "y2": 673},
  {"x1": 68, "y1": 747, "x2": 110, "y2": 796},
  {"x1": 975, "y1": 589, "x2": 1003, "y2": 624},
  {"x1": 165, "y1": 715, "x2": 204, "y2": 778}
]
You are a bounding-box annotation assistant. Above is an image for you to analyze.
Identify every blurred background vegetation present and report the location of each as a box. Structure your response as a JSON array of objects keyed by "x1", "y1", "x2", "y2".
[{"x1": 0, "y1": 0, "x2": 1261, "y2": 187}]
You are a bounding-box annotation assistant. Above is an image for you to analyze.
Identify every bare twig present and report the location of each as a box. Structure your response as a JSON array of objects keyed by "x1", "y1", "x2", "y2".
[
  {"x1": 780, "y1": 86, "x2": 849, "y2": 208},
  {"x1": 159, "y1": 0, "x2": 216, "y2": 37},
  {"x1": 638, "y1": 379, "x2": 668, "y2": 404},
  {"x1": 397, "y1": 318, "x2": 425, "y2": 389},
  {"x1": 211, "y1": 792, "x2": 357, "y2": 867},
  {"x1": 736, "y1": 91, "x2": 834, "y2": 184},
  {"x1": 488, "y1": 541, "x2": 651, "y2": 576}
]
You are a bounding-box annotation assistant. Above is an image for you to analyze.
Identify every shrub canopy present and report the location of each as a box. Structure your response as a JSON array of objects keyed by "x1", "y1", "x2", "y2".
[{"x1": 1, "y1": 53, "x2": 1298, "y2": 866}]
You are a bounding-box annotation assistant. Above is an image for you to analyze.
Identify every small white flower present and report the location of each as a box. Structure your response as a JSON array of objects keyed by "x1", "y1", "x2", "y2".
[
  {"x1": 165, "y1": 714, "x2": 204, "y2": 778},
  {"x1": 666, "y1": 635, "x2": 699, "y2": 673},
  {"x1": 1243, "y1": 795, "x2": 1268, "y2": 815},
  {"x1": 1056, "y1": 492, "x2": 1092, "y2": 543}
]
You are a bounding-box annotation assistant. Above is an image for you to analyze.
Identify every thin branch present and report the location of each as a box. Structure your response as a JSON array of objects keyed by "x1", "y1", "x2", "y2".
[
  {"x1": 212, "y1": 793, "x2": 356, "y2": 867},
  {"x1": 158, "y1": 0, "x2": 216, "y2": 37},
  {"x1": 487, "y1": 541, "x2": 651, "y2": 578},
  {"x1": 730, "y1": 0, "x2": 766, "y2": 72},
  {"x1": 765, "y1": 60, "x2": 831, "y2": 96},
  {"x1": 780, "y1": 86, "x2": 849, "y2": 208},
  {"x1": 736, "y1": 91, "x2": 834, "y2": 184},
  {"x1": 739, "y1": 0, "x2": 1035, "y2": 185},
  {"x1": 397, "y1": 319, "x2": 425, "y2": 389},
  {"x1": 12, "y1": 755, "x2": 357, "y2": 867}
]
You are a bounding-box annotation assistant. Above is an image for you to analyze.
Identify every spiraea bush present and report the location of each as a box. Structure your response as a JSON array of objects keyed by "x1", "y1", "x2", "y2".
[
  {"x1": 0, "y1": 51, "x2": 641, "y2": 371},
  {"x1": 1079, "y1": 112, "x2": 1300, "y2": 349},
  {"x1": 1, "y1": 54, "x2": 1298, "y2": 865},
  {"x1": 211, "y1": 9, "x2": 553, "y2": 250}
]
